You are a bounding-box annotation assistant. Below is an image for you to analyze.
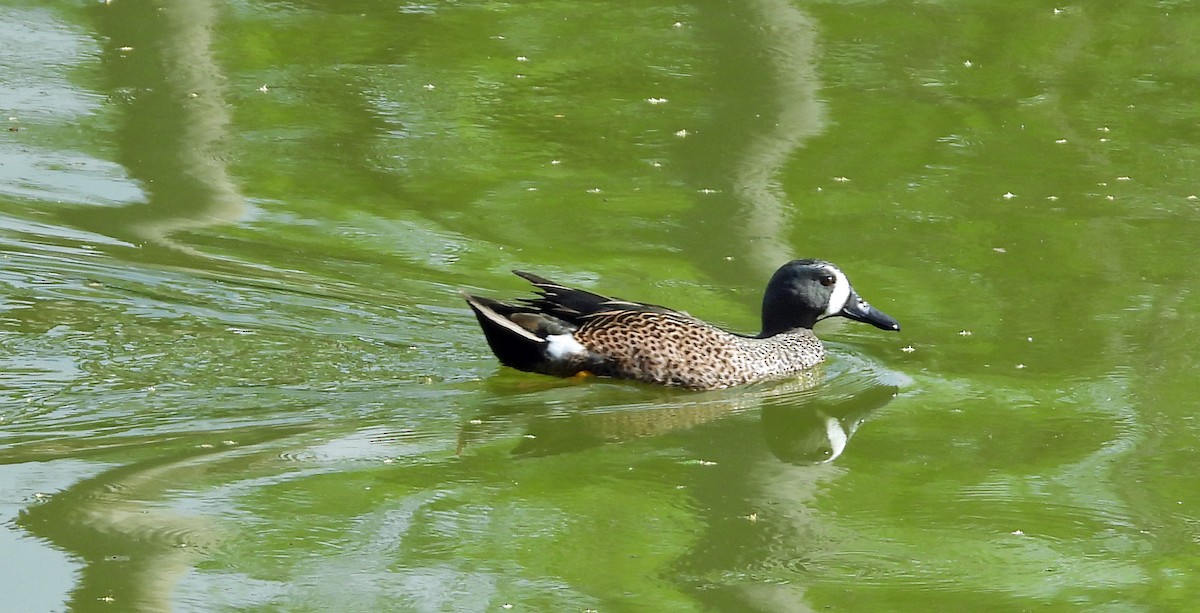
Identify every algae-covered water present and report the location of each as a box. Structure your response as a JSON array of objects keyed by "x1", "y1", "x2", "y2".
[{"x1": 3, "y1": 1, "x2": 1199, "y2": 611}]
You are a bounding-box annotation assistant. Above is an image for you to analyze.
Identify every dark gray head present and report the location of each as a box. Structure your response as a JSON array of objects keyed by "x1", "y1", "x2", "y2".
[{"x1": 759, "y1": 259, "x2": 900, "y2": 337}]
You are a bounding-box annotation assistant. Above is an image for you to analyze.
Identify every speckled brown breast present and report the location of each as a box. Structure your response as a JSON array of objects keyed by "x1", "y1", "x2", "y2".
[{"x1": 573, "y1": 311, "x2": 826, "y2": 390}]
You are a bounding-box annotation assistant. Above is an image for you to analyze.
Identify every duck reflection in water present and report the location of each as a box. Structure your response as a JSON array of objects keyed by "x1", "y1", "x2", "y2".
[
  {"x1": 461, "y1": 365, "x2": 905, "y2": 464},
  {"x1": 759, "y1": 376, "x2": 901, "y2": 464}
]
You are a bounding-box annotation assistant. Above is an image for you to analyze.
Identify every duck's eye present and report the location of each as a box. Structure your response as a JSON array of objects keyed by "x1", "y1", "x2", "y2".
[{"x1": 819, "y1": 275, "x2": 836, "y2": 287}]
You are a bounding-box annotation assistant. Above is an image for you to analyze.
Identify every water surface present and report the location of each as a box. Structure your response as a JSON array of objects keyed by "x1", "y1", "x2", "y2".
[{"x1": 2, "y1": 0, "x2": 1199, "y2": 611}]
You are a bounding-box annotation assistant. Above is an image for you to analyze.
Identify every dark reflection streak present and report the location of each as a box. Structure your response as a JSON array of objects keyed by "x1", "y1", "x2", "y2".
[
  {"x1": 731, "y1": 0, "x2": 826, "y2": 279},
  {"x1": 64, "y1": 0, "x2": 244, "y2": 267},
  {"x1": 14, "y1": 426, "x2": 310, "y2": 613},
  {"x1": 683, "y1": 0, "x2": 825, "y2": 284},
  {"x1": 674, "y1": 4, "x2": 877, "y2": 605},
  {"x1": 669, "y1": 373, "x2": 901, "y2": 604}
]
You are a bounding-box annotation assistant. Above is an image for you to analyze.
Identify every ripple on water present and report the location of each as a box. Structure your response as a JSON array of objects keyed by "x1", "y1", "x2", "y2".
[{"x1": 278, "y1": 425, "x2": 450, "y2": 464}]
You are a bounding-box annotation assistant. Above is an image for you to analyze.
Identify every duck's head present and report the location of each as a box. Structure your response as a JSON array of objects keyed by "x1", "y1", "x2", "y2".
[{"x1": 760, "y1": 259, "x2": 900, "y2": 337}]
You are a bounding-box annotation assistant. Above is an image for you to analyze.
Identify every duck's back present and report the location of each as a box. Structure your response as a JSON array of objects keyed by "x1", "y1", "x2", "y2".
[{"x1": 576, "y1": 311, "x2": 825, "y2": 389}]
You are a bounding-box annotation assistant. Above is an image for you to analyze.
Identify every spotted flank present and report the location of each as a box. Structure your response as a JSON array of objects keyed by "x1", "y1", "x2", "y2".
[{"x1": 461, "y1": 260, "x2": 900, "y2": 390}]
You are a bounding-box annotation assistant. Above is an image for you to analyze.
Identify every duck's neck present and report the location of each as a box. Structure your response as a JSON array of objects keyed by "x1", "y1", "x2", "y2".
[{"x1": 760, "y1": 305, "x2": 817, "y2": 338}]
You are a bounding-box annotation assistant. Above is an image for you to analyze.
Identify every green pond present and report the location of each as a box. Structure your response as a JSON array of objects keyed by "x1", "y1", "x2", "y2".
[{"x1": 3, "y1": 0, "x2": 1199, "y2": 611}]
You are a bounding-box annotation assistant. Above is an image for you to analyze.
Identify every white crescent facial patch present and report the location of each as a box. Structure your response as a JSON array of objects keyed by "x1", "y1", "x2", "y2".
[{"x1": 822, "y1": 267, "x2": 851, "y2": 317}]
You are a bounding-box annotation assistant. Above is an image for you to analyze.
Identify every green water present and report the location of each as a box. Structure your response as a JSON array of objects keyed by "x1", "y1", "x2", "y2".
[{"x1": 3, "y1": 0, "x2": 1199, "y2": 611}]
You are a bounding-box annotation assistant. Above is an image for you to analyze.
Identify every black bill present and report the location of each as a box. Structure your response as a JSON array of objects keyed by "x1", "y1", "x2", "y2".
[{"x1": 839, "y1": 290, "x2": 900, "y2": 331}]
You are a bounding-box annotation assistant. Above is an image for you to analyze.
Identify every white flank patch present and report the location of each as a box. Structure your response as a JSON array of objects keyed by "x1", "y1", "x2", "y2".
[
  {"x1": 545, "y1": 333, "x2": 587, "y2": 360},
  {"x1": 823, "y1": 267, "x2": 852, "y2": 317}
]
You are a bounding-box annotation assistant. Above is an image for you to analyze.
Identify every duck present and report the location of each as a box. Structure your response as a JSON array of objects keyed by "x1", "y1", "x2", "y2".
[{"x1": 462, "y1": 259, "x2": 900, "y2": 390}]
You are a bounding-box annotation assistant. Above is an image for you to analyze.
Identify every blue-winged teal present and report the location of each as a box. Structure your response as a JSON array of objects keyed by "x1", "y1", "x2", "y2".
[{"x1": 462, "y1": 259, "x2": 900, "y2": 390}]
